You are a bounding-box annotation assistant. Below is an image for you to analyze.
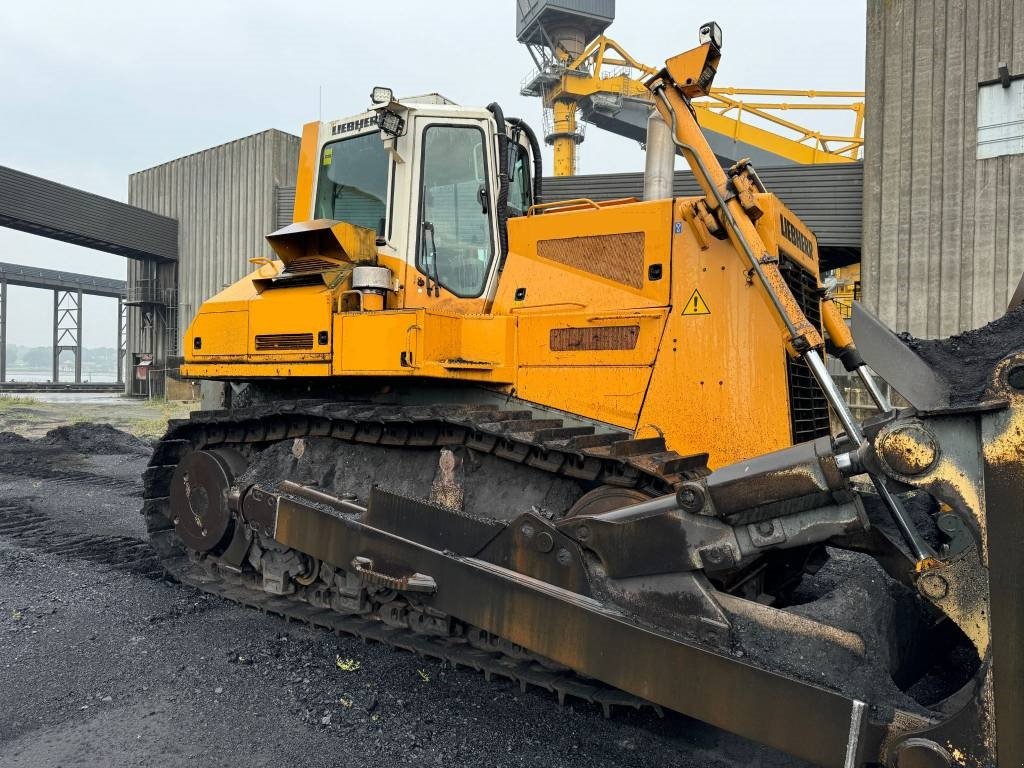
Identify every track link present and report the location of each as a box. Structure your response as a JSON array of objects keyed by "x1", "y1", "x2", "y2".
[{"x1": 142, "y1": 401, "x2": 702, "y2": 716}]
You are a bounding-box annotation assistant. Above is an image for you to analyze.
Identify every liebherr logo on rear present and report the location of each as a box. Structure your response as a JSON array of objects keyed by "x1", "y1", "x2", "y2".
[{"x1": 780, "y1": 215, "x2": 814, "y2": 258}]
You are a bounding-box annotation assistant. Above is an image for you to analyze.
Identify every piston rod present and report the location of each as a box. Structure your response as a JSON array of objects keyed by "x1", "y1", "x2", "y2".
[
  {"x1": 652, "y1": 83, "x2": 933, "y2": 566},
  {"x1": 804, "y1": 351, "x2": 933, "y2": 563},
  {"x1": 857, "y1": 365, "x2": 893, "y2": 413}
]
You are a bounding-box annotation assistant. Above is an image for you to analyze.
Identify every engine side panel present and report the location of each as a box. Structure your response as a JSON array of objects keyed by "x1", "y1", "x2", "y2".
[
  {"x1": 180, "y1": 195, "x2": 814, "y2": 462},
  {"x1": 636, "y1": 198, "x2": 802, "y2": 468}
]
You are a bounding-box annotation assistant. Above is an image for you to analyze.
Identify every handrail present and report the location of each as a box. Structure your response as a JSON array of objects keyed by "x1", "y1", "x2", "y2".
[{"x1": 526, "y1": 198, "x2": 601, "y2": 215}]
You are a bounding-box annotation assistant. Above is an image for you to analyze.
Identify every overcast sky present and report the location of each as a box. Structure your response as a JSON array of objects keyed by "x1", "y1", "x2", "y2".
[{"x1": 0, "y1": 0, "x2": 866, "y2": 349}]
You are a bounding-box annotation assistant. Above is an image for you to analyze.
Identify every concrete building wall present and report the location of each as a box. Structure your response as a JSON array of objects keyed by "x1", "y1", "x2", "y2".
[
  {"x1": 126, "y1": 129, "x2": 300, "y2": 394},
  {"x1": 862, "y1": 0, "x2": 1024, "y2": 338}
]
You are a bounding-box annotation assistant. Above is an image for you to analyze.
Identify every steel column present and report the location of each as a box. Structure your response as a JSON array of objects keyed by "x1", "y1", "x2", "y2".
[
  {"x1": 75, "y1": 288, "x2": 82, "y2": 383},
  {"x1": 117, "y1": 297, "x2": 126, "y2": 385},
  {"x1": 0, "y1": 278, "x2": 6, "y2": 384},
  {"x1": 51, "y1": 289, "x2": 58, "y2": 383},
  {"x1": 53, "y1": 289, "x2": 81, "y2": 384}
]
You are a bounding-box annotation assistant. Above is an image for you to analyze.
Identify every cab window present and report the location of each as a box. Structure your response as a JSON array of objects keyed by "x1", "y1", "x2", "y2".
[
  {"x1": 417, "y1": 125, "x2": 493, "y2": 298},
  {"x1": 314, "y1": 131, "x2": 389, "y2": 234},
  {"x1": 507, "y1": 144, "x2": 532, "y2": 217}
]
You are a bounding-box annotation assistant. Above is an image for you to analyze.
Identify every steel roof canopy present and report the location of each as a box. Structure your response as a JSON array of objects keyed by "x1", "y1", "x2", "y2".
[
  {"x1": 0, "y1": 261, "x2": 126, "y2": 298},
  {"x1": 0, "y1": 165, "x2": 178, "y2": 262}
]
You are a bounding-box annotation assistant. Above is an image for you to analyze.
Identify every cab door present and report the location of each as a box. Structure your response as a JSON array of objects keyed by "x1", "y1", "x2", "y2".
[{"x1": 403, "y1": 117, "x2": 502, "y2": 313}]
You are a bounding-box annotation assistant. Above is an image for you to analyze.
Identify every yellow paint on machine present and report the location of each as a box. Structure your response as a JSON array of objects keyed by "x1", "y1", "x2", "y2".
[
  {"x1": 635, "y1": 199, "x2": 796, "y2": 467},
  {"x1": 180, "y1": 193, "x2": 817, "y2": 466},
  {"x1": 179, "y1": 190, "x2": 815, "y2": 467},
  {"x1": 518, "y1": 367, "x2": 653, "y2": 429},
  {"x1": 180, "y1": 56, "x2": 830, "y2": 473},
  {"x1": 333, "y1": 310, "x2": 515, "y2": 383}
]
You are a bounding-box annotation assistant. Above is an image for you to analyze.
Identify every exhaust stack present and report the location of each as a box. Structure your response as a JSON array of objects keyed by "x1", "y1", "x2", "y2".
[{"x1": 643, "y1": 112, "x2": 674, "y2": 201}]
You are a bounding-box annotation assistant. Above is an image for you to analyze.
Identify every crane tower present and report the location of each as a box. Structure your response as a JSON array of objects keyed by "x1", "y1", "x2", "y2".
[{"x1": 516, "y1": 0, "x2": 615, "y2": 175}]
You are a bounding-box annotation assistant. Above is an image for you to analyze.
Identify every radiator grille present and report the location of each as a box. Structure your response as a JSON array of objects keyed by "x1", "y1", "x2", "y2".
[
  {"x1": 550, "y1": 325, "x2": 640, "y2": 352},
  {"x1": 778, "y1": 253, "x2": 831, "y2": 443},
  {"x1": 255, "y1": 333, "x2": 314, "y2": 351},
  {"x1": 536, "y1": 232, "x2": 646, "y2": 289},
  {"x1": 283, "y1": 256, "x2": 342, "y2": 275}
]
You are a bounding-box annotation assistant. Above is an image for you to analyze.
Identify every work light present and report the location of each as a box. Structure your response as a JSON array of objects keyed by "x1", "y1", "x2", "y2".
[
  {"x1": 699, "y1": 21, "x2": 723, "y2": 50},
  {"x1": 370, "y1": 86, "x2": 394, "y2": 105},
  {"x1": 376, "y1": 109, "x2": 406, "y2": 137}
]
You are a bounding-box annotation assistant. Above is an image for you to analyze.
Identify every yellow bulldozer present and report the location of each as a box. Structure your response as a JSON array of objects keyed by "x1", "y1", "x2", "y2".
[{"x1": 145, "y1": 23, "x2": 1024, "y2": 767}]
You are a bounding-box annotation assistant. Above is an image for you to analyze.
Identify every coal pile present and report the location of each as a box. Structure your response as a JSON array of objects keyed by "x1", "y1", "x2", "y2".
[
  {"x1": 902, "y1": 304, "x2": 1024, "y2": 405},
  {"x1": 40, "y1": 423, "x2": 151, "y2": 455}
]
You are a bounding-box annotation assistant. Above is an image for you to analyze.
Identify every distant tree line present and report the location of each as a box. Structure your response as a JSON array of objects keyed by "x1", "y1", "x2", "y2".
[{"x1": 4, "y1": 344, "x2": 118, "y2": 370}]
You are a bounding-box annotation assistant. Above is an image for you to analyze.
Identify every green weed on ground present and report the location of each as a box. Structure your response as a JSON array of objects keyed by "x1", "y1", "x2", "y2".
[
  {"x1": 125, "y1": 399, "x2": 196, "y2": 439},
  {"x1": 0, "y1": 395, "x2": 39, "y2": 406}
]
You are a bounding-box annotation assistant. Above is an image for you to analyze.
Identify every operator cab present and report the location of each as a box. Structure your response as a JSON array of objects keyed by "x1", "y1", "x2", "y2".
[{"x1": 295, "y1": 90, "x2": 540, "y2": 310}]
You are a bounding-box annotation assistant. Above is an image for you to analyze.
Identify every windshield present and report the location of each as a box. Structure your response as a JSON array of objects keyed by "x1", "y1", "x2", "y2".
[{"x1": 314, "y1": 131, "x2": 389, "y2": 233}]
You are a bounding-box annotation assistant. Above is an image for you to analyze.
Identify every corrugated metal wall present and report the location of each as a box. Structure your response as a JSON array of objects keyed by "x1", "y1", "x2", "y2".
[
  {"x1": 862, "y1": 0, "x2": 1024, "y2": 337},
  {"x1": 542, "y1": 164, "x2": 864, "y2": 255},
  {"x1": 127, "y1": 129, "x2": 300, "y2": 394},
  {"x1": 275, "y1": 186, "x2": 296, "y2": 231}
]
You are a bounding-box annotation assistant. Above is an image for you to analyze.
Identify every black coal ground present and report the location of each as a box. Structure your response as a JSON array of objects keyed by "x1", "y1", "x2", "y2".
[{"x1": 0, "y1": 423, "x2": 812, "y2": 768}]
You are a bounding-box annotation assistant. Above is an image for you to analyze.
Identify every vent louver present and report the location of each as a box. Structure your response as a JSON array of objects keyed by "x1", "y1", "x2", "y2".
[{"x1": 255, "y1": 333, "x2": 314, "y2": 351}]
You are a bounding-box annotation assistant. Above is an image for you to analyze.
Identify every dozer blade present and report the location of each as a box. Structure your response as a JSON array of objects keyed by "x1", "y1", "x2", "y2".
[
  {"x1": 268, "y1": 486, "x2": 877, "y2": 767},
  {"x1": 851, "y1": 302, "x2": 951, "y2": 412}
]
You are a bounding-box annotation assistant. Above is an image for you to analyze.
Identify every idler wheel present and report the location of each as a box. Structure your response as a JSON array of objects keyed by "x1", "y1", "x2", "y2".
[
  {"x1": 565, "y1": 486, "x2": 651, "y2": 517},
  {"x1": 170, "y1": 449, "x2": 248, "y2": 553}
]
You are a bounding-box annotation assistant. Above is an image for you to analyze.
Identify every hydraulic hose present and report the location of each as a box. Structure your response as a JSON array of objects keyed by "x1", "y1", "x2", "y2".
[{"x1": 486, "y1": 103, "x2": 510, "y2": 267}]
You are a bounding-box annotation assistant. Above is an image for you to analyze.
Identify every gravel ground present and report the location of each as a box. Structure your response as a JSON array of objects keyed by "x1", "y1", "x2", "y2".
[{"x1": 0, "y1": 416, "x2": 807, "y2": 768}]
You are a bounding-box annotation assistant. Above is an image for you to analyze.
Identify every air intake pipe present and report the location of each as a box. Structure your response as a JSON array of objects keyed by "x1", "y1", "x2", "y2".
[{"x1": 643, "y1": 112, "x2": 675, "y2": 201}]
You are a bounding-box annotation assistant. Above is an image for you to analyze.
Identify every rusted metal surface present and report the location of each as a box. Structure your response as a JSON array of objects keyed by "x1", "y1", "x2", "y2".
[
  {"x1": 268, "y1": 489, "x2": 877, "y2": 767},
  {"x1": 361, "y1": 488, "x2": 504, "y2": 556},
  {"x1": 549, "y1": 325, "x2": 640, "y2": 352},
  {"x1": 168, "y1": 448, "x2": 246, "y2": 553},
  {"x1": 535, "y1": 232, "x2": 647, "y2": 289},
  {"x1": 979, "y1": 354, "x2": 1024, "y2": 766}
]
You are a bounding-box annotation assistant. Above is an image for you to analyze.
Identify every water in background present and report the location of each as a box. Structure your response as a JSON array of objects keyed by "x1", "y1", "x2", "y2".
[{"x1": 5, "y1": 369, "x2": 119, "y2": 383}]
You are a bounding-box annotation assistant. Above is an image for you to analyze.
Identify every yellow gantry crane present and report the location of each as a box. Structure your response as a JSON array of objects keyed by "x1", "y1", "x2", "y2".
[{"x1": 519, "y1": 25, "x2": 865, "y2": 175}]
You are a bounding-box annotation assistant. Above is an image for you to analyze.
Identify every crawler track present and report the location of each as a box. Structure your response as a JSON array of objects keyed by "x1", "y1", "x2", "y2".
[{"x1": 142, "y1": 400, "x2": 707, "y2": 716}]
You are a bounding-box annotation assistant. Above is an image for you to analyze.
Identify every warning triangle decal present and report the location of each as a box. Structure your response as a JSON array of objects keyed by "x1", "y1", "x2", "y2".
[{"x1": 682, "y1": 288, "x2": 711, "y2": 316}]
